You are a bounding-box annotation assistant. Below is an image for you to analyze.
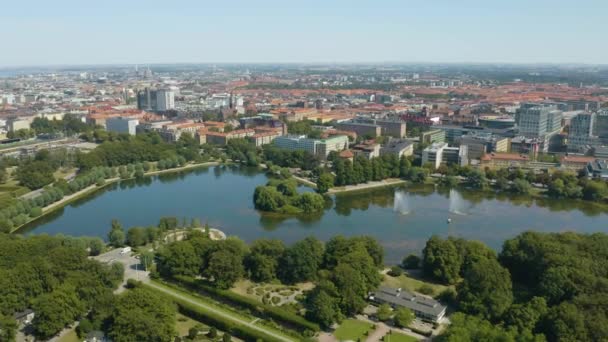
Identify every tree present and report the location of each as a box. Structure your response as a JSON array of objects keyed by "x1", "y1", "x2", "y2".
[
  {"x1": 422, "y1": 236, "x2": 462, "y2": 285},
  {"x1": 253, "y1": 186, "x2": 285, "y2": 212},
  {"x1": 457, "y1": 258, "x2": 513, "y2": 320},
  {"x1": 156, "y1": 241, "x2": 201, "y2": 278},
  {"x1": 582, "y1": 180, "x2": 608, "y2": 201},
  {"x1": 16, "y1": 160, "x2": 56, "y2": 189},
  {"x1": 279, "y1": 237, "x2": 324, "y2": 283},
  {"x1": 222, "y1": 333, "x2": 232, "y2": 342},
  {"x1": 436, "y1": 313, "x2": 542, "y2": 342},
  {"x1": 108, "y1": 226, "x2": 125, "y2": 248},
  {"x1": 376, "y1": 303, "x2": 393, "y2": 321},
  {"x1": 109, "y1": 287, "x2": 176, "y2": 342},
  {"x1": 245, "y1": 239, "x2": 285, "y2": 282},
  {"x1": 402, "y1": 254, "x2": 421, "y2": 269},
  {"x1": 294, "y1": 192, "x2": 325, "y2": 213},
  {"x1": 32, "y1": 287, "x2": 86, "y2": 339},
  {"x1": 305, "y1": 288, "x2": 341, "y2": 328},
  {"x1": 317, "y1": 172, "x2": 335, "y2": 194},
  {"x1": 87, "y1": 238, "x2": 105, "y2": 256},
  {"x1": 208, "y1": 327, "x2": 218, "y2": 338},
  {"x1": 205, "y1": 249, "x2": 244, "y2": 289},
  {"x1": 504, "y1": 297, "x2": 548, "y2": 334},
  {"x1": 393, "y1": 307, "x2": 414, "y2": 328},
  {"x1": 126, "y1": 227, "x2": 147, "y2": 247},
  {"x1": 511, "y1": 179, "x2": 532, "y2": 195},
  {"x1": 0, "y1": 314, "x2": 17, "y2": 342}
]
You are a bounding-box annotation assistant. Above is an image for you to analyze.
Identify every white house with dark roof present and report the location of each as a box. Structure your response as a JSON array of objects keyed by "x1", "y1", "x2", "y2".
[{"x1": 369, "y1": 286, "x2": 447, "y2": 323}]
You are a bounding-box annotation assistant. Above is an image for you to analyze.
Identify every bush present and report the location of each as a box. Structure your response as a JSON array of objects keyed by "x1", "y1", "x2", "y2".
[
  {"x1": 388, "y1": 266, "x2": 403, "y2": 277},
  {"x1": 417, "y1": 284, "x2": 435, "y2": 296},
  {"x1": 402, "y1": 254, "x2": 421, "y2": 269}
]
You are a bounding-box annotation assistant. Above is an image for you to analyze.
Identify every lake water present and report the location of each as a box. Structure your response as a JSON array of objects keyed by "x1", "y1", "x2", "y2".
[{"x1": 20, "y1": 165, "x2": 608, "y2": 263}]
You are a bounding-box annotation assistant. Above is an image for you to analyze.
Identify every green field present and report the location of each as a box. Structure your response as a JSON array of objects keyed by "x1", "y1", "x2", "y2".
[
  {"x1": 382, "y1": 272, "x2": 449, "y2": 297},
  {"x1": 57, "y1": 329, "x2": 80, "y2": 342},
  {"x1": 382, "y1": 331, "x2": 418, "y2": 342},
  {"x1": 333, "y1": 319, "x2": 375, "y2": 341}
]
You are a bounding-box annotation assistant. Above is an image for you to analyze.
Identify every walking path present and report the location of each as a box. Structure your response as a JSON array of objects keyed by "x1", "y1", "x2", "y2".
[
  {"x1": 145, "y1": 282, "x2": 296, "y2": 342},
  {"x1": 328, "y1": 178, "x2": 407, "y2": 194}
]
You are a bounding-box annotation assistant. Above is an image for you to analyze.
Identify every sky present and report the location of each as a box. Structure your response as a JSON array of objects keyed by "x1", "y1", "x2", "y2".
[{"x1": 1, "y1": 0, "x2": 607, "y2": 67}]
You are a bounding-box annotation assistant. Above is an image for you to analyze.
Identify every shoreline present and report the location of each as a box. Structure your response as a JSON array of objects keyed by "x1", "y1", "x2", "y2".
[
  {"x1": 328, "y1": 178, "x2": 408, "y2": 194},
  {"x1": 11, "y1": 161, "x2": 220, "y2": 234}
]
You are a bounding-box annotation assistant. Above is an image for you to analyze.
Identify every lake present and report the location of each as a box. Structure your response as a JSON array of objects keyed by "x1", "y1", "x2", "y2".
[{"x1": 20, "y1": 165, "x2": 608, "y2": 263}]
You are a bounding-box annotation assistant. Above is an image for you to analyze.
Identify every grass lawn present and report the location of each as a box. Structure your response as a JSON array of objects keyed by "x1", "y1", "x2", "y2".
[
  {"x1": 58, "y1": 329, "x2": 80, "y2": 342},
  {"x1": 382, "y1": 271, "x2": 449, "y2": 298},
  {"x1": 333, "y1": 319, "x2": 374, "y2": 341},
  {"x1": 382, "y1": 332, "x2": 418, "y2": 342}
]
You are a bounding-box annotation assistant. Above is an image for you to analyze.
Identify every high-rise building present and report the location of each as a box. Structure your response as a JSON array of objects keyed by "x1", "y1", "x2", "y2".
[
  {"x1": 273, "y1": 135, "x2": 348, "y2": 159},
  {"x1": 137, "y1": 88, "x2": 175, "y2": 112},
  {"x1": 518, "y1": 106, "x2": 563, "y2": 152},
  {"x1": 594, "y1": 109, "x2": 608, "y2": 145},
  {"x1": 568, "y1": 112, "x2": 596, "y2": 152}
]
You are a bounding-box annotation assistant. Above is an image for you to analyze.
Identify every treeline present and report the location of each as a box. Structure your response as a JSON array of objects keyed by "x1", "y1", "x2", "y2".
[
  {"x1": 154, "y1": 233, "x2": 384, "y2": 329},
  {"x1": 0, "y1": 234, "x2": 123, "y2": 340},
  {"x1": 437, "y1": 165, "x2": 608, "y2": 202},
  {"x1": 31, "y1": 115, "x2": 96, "y2": 136},
  {"x1": 331, "y1": 154, "x2": 428, "y2": 187},
  {"x1": 417, "y1": 232, "x2": 608, "y2": 342},
  {"x1": 77, "y1": 131, "x2": 201, "y2": 170},
  {"x1": 253, "y1": 178, "x2": 325, "y2": 214}
]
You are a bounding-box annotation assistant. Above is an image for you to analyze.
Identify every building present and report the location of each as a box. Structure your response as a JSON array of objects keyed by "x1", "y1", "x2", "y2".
[
  {"x1": 380, "y1": 139, "x2": 414, "y2": 158},
  {"x1": 369, "y1": 287, "x2": 447, "y2": 323},
  {"x1": 518, "y1": 106, "x2": 563, "y2": 152},
  {"x1": 480, "y1": 152, "x2": 530, "y2": 169},
  {"x1": 273, "y1": 135, "x2": 348, "y2": 158},
  {"x1": 560, "y1": 155, "x2": 596, "y2": 172},
  {"x1": 156, "y1": 89, "x2": 176, "y2": 111},
  {"x1": 205, "y1": 129, "x2": 255, "y2": 145},
  {"x1": 586, "y1": 159, "x2": 608, "y2": 179},
  {"x1": 105, "y1": 117, "x2": 139, "y2": 135},
  {"x1": 315, "y1": 136, "x2": 350, "y2": 158},
  {"x1": 247, "y1": 131, "x2": 282, "y2": 147},
  {"x1": 335, "y1": 121, "x2": 382, "y2": 138},
  {"x1": 593, "y1": 110, "x2": 608, "y2": 145},
  {"x1": 137, "y1": 88, "x2": 175, "y2": 112},
  {"x1": 421, "y1": 129, "x2": 446, "y2": 144},
  {"x1": 568, "y1": 112, "x2": 596, "y2": 153},
  {"x1": 456, "y1": 135, "x2": 509, "y2": 160},
  {"x1": 352, "y1": 141, "x2": 381, "y2": 159},
  {"x1": 7, "y1": 119, "x2": 30, "y2": 132},
  {"x1": 422, "y1": 143, "x2": 468, "y2": 169}
]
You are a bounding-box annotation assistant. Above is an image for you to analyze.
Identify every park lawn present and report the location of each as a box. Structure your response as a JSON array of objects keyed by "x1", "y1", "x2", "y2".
[
  {"x1": 57, "y1": 329, "x2": 80, "y2": 342},
  {"x1": 382, "y1": 272, "x2": 448, "y2": 298},
  {"x1": 333, "y1": 319, "x2": 374, "y2": 341},
  {"x1": 176, "y1": 312, "x2": 209, "y2": 336},
  {"x1": 382, "y1": 332, "x2": 418, "y2": 342}
]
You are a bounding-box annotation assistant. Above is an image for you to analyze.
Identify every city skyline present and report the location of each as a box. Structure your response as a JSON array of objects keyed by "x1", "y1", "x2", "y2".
[{"x1": 2, "y1": 0, "x2": 607, "y2": 67}]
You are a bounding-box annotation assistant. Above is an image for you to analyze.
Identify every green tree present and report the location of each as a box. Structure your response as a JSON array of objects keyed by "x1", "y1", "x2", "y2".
[
  {"x1": 156, "y1": 241, "x2": 202, "y2": 278},
  {"x1": 0, "y1": 314, "x2": 17, "y2": 342},
  {"x1": 422, "y1": 236, "x2": 462, "y2": 285},
  {"x1": 393, "y1": 307, "x2": 414, "y2": 328},
  {"x1": 504, "y1": 297, "x2": 548, "y2": 334},
  {"x1": 126, "y1": 227, "x2": 147, "y2": 247},
  {"x1": 32, "y1": 287, "x2": 86, "y2": 339},
  {"x1": 402, "y1": 254, "x2": 421, "y2": 269},
  {"x1": 317, "y1": 172, "x2": 335, "y2": 194},
  {"x1": 457, "y1": 258, "x2": 513, "y2": 320},
  {"x1": 244, "y1": 239, "x2": 285, "y2": 282},
  {"x1": 305, "y1": 285, "x2": 342, "y2": 328},
  {"x1": 279, "y1": 237, "x2": 324, "y2": 283},
  {"x1": 109, "y1": 287, "x2": 176, "y2": 342},
  {"x1": 376, "y1": 303, "x2": 393, "y2": 321},
  {"x1": 205, "y1": 249, "x2": 244, "y2": 289}
]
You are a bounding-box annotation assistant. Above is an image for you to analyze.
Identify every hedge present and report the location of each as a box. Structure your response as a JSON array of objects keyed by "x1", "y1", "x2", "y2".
[
  {"x1": 174, "y1": 275, "x2": 320, "y2": 333},
  {"x1": 150, "y1": 287, "x2": 287, "y2": 342}
]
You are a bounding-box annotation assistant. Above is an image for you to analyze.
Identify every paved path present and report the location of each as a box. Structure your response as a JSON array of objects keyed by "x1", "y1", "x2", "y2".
[
  {"x1": 328, "y1": 178, "x2": 407, "y2": 194},
  {"x1": 366, "y1": 323, "x2": 390, "y2": 342},
  {"x1": 145, "y1": 282, "x2": 296, "y2": 342}
]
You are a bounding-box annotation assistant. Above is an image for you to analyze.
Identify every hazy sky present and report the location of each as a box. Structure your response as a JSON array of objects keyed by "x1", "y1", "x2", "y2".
[{"x1": 1, "y1": 0, "x2": 606, "y2": 67}]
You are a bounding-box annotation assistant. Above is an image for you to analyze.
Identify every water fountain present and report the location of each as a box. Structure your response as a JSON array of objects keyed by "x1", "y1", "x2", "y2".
[
  {"x1": 449, "y1": 189, "x2": 468, "y2": 215},
  {"x1": 393, "y1": 191, "x2": 411, "y2": 215}
]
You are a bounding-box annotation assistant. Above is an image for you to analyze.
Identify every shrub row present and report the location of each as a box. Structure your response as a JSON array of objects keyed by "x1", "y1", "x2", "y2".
[
  {"x1": 143, "y1": 284, "x2": 286, "y2": 342},
  {"x1": 175, "y1": 275, "x2": 320, "y2": 333}
]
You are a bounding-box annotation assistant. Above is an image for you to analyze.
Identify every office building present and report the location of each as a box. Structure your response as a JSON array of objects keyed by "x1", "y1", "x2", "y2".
[
  {"x1": 518, "y1": 106, "x2": 563, "y2": 152},
  {"x1": 335, "y1": 121, "x2": 382, "y2": 137},
  {"x1": 335, "y1": 118, "x2": 406, "y2": 138},
  {"x1": 106, "y1": 117, "x2": 139, "y2": 135},
  {"x1": 594, "y1": 110, "x2": 608, "y2": 145},
  {"x1": 273, "y1": 135, "x2": 348, "y2": 159},
  {"x1": 380, "y1": 139, "x2": 414, "y2": 158},
  {"x1": 586, "y1": 159, "x2": 608, "y2": 179},
  {"x1": 422, "y1": 143, "x2": 468, "y2": 169},
  {"x1": 568, "y1": 112, "x2": 596, "y2": 153},
  {"x1": 421, "y1": 129, "x2": 446, "y2": 144},
  {"x1": 137, "y1": 88, "x2": 175, "y2": 112},
  {"x1": 352, "y1": 141, "x2": 381, "y2": 160},
  {"x1": 456, "y1": 135, "x2": 509, "y2": 160}
]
